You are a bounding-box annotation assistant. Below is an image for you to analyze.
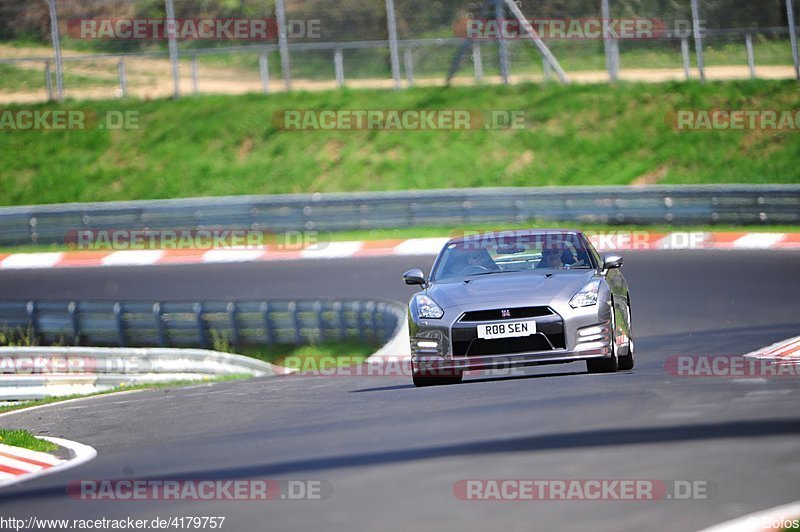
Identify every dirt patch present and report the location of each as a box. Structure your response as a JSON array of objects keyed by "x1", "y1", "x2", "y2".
[{"x1": 631, "y1": 165, "x2": 669, "y2": 186}]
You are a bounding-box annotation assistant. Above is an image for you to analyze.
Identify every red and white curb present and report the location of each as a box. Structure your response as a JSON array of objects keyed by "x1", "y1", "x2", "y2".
[
  {"x1": 744, "y1": 336, "x2": 800, "y2": 363},
  {"x1": 699, "y1": 500, "x2": 800, "y2": 532},
  {"x1": 0, "y1": 232, "x2": 798, "y2": 271},
  {"x1": 0, "y1": 436, "x2": 96, "y2": 488}
]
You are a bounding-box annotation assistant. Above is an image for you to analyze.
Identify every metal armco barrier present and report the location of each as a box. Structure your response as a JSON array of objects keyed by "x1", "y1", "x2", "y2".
[
  {"x1": 0, "y1": 299, "x2": 406, "y2": 351},
  {"x1": 0, "y1": 346, "x2": 284, "y2": 400},
  {"x1": 0, "y1": 186, "x2": 799, "y2": 247}
]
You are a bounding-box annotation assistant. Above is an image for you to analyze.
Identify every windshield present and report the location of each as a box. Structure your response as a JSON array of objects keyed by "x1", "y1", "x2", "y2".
[{"x1": 432, "y1": 232, "x2": 597, "y2": 281}]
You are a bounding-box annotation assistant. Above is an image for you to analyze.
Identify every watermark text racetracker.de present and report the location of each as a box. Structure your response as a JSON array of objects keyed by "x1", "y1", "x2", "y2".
[
  {"x1": 668, "y1": 109, "x2": 800, "y2": 131},
  {"x1": 453, "y1": 479, "x2": 717, "y2": 501},
  {"x1": 665, "y1": 355, "x2": 800, "y2": 377},
  {"x1": 68, "y1": 18, "x2": 321, "y2": 40},
  {"x1": 272, "y1": 109, "x2": 526, "y2": 131},
  {"x1": 66, "y1": 229, "x2": 320, "y2": 250},
  {"x1": 68, "y1": 479, "x2": 332, "y2": 501},
  {"x1": 0, "y1": 109, "x2": 139, "y2": 131}
]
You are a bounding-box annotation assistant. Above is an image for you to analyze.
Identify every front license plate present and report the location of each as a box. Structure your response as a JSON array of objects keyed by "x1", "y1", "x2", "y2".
[{"x1": 477, "y1": 320, "x2": 537, "y2": 340}]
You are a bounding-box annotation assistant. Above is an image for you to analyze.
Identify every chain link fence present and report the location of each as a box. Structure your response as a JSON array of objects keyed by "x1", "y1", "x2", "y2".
[{"x1": 0, "y1": 0, "x2": 798, "y2": 102}]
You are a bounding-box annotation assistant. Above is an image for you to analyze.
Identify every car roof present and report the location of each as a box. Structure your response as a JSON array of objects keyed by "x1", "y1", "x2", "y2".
[{"x1": 446, "y1": 229, "x2": 585, "y2": 246}]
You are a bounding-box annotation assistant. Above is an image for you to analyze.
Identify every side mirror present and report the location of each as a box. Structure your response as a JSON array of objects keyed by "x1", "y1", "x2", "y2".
[
  {"x1": 403, "y1": 268, "x2": 426, "y2": 286},
  {"x1": 603, "y1": 255, "x2": 623, "y2": 270}
]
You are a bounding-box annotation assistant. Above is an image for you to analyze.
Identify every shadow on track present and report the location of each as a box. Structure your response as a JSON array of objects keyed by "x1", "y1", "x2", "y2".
[{"x1": 3, "y1": 418, "x2": 799, "y2": 503}]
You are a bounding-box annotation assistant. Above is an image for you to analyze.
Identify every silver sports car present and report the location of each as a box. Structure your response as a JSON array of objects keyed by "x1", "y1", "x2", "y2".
[{"x1": 403, "y1": 230, "x2": 634, "y2": 386}]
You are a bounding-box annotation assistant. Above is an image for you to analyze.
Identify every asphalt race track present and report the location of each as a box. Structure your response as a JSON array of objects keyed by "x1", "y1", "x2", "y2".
[{"x1": 0, "y1": 250, "x2": 799, "y2": 531}]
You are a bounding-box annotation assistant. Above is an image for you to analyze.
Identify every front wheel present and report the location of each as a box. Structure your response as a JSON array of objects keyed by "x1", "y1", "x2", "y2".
[
  {"x1": 618, "y1": 299, "x2": 635, "y2": 371},
  {"x1": 587, "y1": 300, "x2": 619, "y2": 374}
]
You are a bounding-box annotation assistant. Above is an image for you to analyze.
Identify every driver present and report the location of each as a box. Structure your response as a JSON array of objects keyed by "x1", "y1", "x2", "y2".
[
  {"x1": 537, "y1": 241, "x2": 571, "y2": 269},
  {"x1": 459, "y1": 249, "x2": 499, "y2": 273}
]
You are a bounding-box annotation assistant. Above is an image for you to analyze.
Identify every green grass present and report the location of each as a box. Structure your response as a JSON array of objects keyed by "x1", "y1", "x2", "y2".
[
  {"x1": 0, "y1": 63, "x2": 116, "y2": 92},
  {"x1": 0, "y1": 79, "x2": 798, "y2": 207},
  {"x1": 0, "y1": 428, "x2": 58, "y2": 452},
  {"x1": 229, "y1": 340, "x2": 379, "y2": 367}
]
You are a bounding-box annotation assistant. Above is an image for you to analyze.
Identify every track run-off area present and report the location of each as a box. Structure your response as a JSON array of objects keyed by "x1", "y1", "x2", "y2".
[{"x1": 0, "y1": 250, "x2": 798, "y2": 531}]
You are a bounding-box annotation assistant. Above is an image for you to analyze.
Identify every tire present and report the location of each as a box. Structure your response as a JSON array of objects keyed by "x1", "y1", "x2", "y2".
[
  {"x1": 412, "y1": 371, "x2": 463, "y2": 387},
  {"x1": 618, "y1": 297, "x2": 635, "y2": 371},
  {"x1": 586, "y1": 298, "x2": 619, "y2": 374}
]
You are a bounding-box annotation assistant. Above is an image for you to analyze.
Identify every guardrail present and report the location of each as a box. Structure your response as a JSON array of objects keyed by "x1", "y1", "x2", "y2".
[
  {"x1": 1, "y1": 186, "x2": 799, "y2": 247},
  {"x1": 0, "y1": 299, "x2": 406, "y2": 350},
  {"x1": 0, "y1": 346, "x2": 285, "y2": 400}
]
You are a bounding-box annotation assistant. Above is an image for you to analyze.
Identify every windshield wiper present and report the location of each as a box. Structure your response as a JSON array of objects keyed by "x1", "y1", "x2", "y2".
[{"x1": 466, "y1": 270, "x2": 518, "y2": 276}]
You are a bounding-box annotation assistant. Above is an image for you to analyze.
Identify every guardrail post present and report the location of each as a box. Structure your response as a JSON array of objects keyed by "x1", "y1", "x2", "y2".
[
  {"x1": 260, "y1": 302, "x2": 274, "y2": 344},
  {"x1": 259, "y1": 52, "x2": 270, "y2": 94},
  {"x1": 681, "y1": 38, "x2": 691, "y2": 80},
  {"x1": 745, "y1": 33, "x2": 756, "y2": 78},
  {"x1": 334, "y1": 48, "x2": 344, "y2": 87},
  {"x1": 153, "y1": 302, "x2": 167, "y2": 347},
  {"x1": 334, "y1": 301, "x2": 346, "y2": 340},
  {"x1": 193, "y1": 302, "x2": 206, "y2": 349},
  {"x1": 44, "y1": 61, "x2": 53, "y2": 101},
  {"x1": 190, "y1": 55, "x2": 199, "y2": 95},
  {"x1": 404, "y1": 47, "x2": 414, "y2": 86},
  {"x1": 113, "y1": 302, "x2": 126, "y2": 347},
  {"x1": 313, "y1": 301, "x2": 326, "y2": 343},
  {"x1": 68, "y1": 301, "x2": 80, "y2": 346},
  {"x1": 355, "y1": 301, "x2": 366, "y2": 342},
  {"x1": 289, "y1": 301, "x2": 302, "y2": 344},
  {"x1": 227, "y1": 302, "x2": 241, "y2": 350},
  {"x1": 26, "y1": 301, "x2": 38, "y2": 342},
  {"x1": 118, "y1": 57, "x2": 128, "y2": 97},
  {"x1": 472, "y1": 42, "x2": 483, "y2": 82}
]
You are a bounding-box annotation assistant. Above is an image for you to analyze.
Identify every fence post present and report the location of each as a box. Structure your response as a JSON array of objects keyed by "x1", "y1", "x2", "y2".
[
  {"x1": 289, "y1": 301, "x2": 302, "y2": 344},
  {"x1": 44, "y1": 0, "x2": 64, "y2": 101},
  {"x1": 164, "y1": 0, "x2": 181, "y2": 98},
  {"x1": 334, "y1": 48, "x2": 345, "y2": 87},
  {"x1": 601, "y1": 0, "x2": 619, "y2": 82},
  {"x1": 260, "y1": 302, "x2": 274, "y2": 344},
  {"x1": 690, "y1": 0, "x2": 705, "y2": 83},
  {"x1": 313, "y1": 301, "x2": 326, "y2": 343},
  {"x1": 190, "y1": 55, "x2": 199, "y2": 94},
  {"x1": 745, "y1": 33, "x2": 756, "y2": 78},
  {"x1": 113, "y1": 302, "x2": 126, "y2": 347},
  {"x1": 542, "y1": 56, "x2": 552, "y2": 81},
  {"x1": 25, "y1": 301, "x2": 38, "y2": 341},
  {"x1": 193, "y1": 302, "x2": 206, "y2": 349},
  {"x1": 259, "y1": 52, "x2": 270, "y2": 94},
  {"x1": 334, "y1": 301, "x2": 346, "y2": 340},
  {"x1": 68, "y1": 301, "x2": 80, "y2": 346},
  {"x1": 118, "y1": 57, "x2": 128, "y2": 97},
  {"x1": 681, "y1": 37, "x2": 691, "y2": 80},
  {"x1": 44, "y1": 60, "x2": 53, "y2": 101},
  {"x1": 153, "y1": 302, "x2": 167, "y2": 347},
  {"x1": 385, "y1": 0, "x2": 402, "y2": 89},
  {"x1": 227, "y1": 302, "x2": 240, "y2": 350},
  {"x1": 472, "y1": 42, "x2": 483, "y2": 82},
  {"x1": 495, "y1": 0, "x2": 510, "y2": 84},
  {"x1": 404, "y1": 47, "x2": 415, "y2": 86},
  {"x1": 275, "y1": 0, "x2": 292, "y2": 89},
  {"x1": 788, "y1": 0, "x2": 800, "y2": 80}
]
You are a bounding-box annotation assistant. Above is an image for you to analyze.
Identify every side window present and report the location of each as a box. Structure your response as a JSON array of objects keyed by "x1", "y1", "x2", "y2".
[{"x1": 583, "y1": 236, "x2": 602, "y2": 268}]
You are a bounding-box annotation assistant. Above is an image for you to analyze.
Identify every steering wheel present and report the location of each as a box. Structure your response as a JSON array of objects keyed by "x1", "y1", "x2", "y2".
[{"x1": 460, "y1": 265, "x2": 489, "y2": 275}]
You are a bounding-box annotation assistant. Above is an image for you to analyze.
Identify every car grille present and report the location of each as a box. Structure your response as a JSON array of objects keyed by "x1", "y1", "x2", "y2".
[
  {"x1": 451, "y1": 316, "x2": 566, "y2": 357},
  {"x1": 459, "y1": 306, "x2": 553, "y2": 322}
]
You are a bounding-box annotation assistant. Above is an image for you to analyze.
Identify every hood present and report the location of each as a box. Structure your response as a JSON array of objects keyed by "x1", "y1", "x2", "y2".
[{"x1": 426, "y1": 270, "x2": 596, "y2": 309}]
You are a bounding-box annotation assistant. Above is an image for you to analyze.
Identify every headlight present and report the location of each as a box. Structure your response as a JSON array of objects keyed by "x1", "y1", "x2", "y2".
[
  {"x1": 415, "y1": 294, "x2": 444, "y2": 319},
  {"x1": 569, "y1": 280, "x2": 601, "y2": 308}
]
